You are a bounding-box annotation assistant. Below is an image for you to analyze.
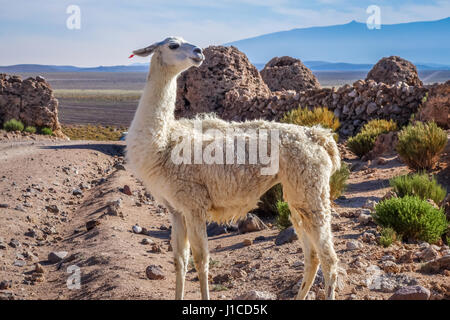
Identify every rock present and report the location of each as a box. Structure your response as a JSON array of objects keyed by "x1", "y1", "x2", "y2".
[
  {"x1": 358, "y1": 213, "x2": 373, "y2": 224},
  {"x1": 113, "y1": 163, "x2": 126, "y2": 171},
  {"x1": 242, "y1": 239, "x2": 253, "y2": 246},
  {"x1": 260, "y1": 56, "x2": 321, "y2": 92},
  {"x1": 13, "y1": 260, "x2": 26, "y2": 267},
  {"x1": 389, "y1": 285, "x2": 431, "y2": 300},
  {"x1": 236, "y1": 290, "x2": 276, "y2": 300},
  {"x1": 72, "y1": 188, "x2": 83, "y2": 196},
  {"x1": 381, "y1": 190, "x2": 397, "y2": 201},
  {"x1": 48, "y1": 251, "x2": 68, "y2": 263},
  {"x1": 231, "y1": 268, "x2": 247, "y2": 279},
  {"x1": 421, "y1": 254, "x2": 450, "y2": 273},
  {"x1": 0, "y1": 203, "x2": 9, "y2": 208},
  {"x1": 34, "y1": 263, "x2": 45, "y2": 274},
  {"x1": 145, "y1": 265, "x2": 165, "y2": 280},
  {"x1": 419, "y1": 246, "x2": 440, "y2": 262},
  {"x1": 275, "y1": 226, "x2": 298, "y2": 246},
  {"x1": 238, "y1": 213, "x2": 267, "y2": 233},
  {"x1": 366, "y1": 265, "x2": 418, "y2": 292},
  {"x1": 45, "y1": 204, "x2": 59, "y2": 214},
  {"x1": 362, "y1": 199, "x2": 377, "y2": 211},
  {"x1": 382, "y1": 261, "x2": 400, "y2": 273},
  {"x1": 150, "y1": 243, "x2": 162, "y2": 253},
  {"x1": 86, "y1": 219, "x2": 100, "y2": 231},
  {"x1": 106, "y1": 199, "x2": 122, "y2": 216},
  {"x1": 9, "y1": 239, "x2": 21, "y2": 248},
  {"x1": 366, "y1": 56, "x2": 423, "y2": 86},
  {"x1": 122, "y1": 185, "x2": 132, "y2": 196},
  {"x1": 132, "y1": 225, "x2": 142, "y2": 234},
  {"x1": 141, "y1": 238, "x2": 154, "y2": 245},
  {"x1": 206, "y1": 222, "x2": 237, "y2": 236},
  {"x1": 366, "y1": 131, "x2": 398, "y2": 160},
  {"x1": 417, "y1": 81, "x2": 450, "y2": 129},
  {"x1": 0, "y1": 74, "x2": 64, "y2": 137},
  {"x1": 346, "y1": 240, "x2": 363, "y2": 251},
  {"x1": 175, "y1": 45, "x2": 271, "y2": 121},
  {"x1": 0, "y1": 280, "x2": 12, "y2": 290},
  {"x1": 213, "y1": 273, "x2": 231, "y2": 284}
]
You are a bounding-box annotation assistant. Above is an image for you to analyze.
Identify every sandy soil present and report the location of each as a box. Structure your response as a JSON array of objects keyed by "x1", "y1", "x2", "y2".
[{"x1": 0, "y1": 132, "x2": 449, "y2": 300}]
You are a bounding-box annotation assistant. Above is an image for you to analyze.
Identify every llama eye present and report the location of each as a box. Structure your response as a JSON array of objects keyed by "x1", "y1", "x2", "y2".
[{"x1": 169, "y1": 43, "x2": 180, "y2": 50}]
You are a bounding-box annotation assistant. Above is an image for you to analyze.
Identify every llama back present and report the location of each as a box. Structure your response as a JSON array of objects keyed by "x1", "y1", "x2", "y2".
[{"x1": 308, "y1": 126, "x2": 341, "y2": 174}]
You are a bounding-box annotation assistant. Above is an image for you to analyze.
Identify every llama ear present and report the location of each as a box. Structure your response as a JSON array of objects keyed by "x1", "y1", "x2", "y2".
[{"x1": 132, "y1": 42, "x2": 162, "y2": 57}]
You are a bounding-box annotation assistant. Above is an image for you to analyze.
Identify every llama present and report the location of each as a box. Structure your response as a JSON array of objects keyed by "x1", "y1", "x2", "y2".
[{"x1": 126, "y1": 37, "x2": 341, "y2": 300}]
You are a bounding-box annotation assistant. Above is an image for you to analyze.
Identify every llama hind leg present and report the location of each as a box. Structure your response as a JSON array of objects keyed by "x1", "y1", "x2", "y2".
[
  {"x1": 185, "y1": 215, "x2": 210, "y2": 300},
  {"x1": 296, "y1": 233, "x2": 320, "y2": 300},
  {"x1": 289, "y1": 208, "x2": 320, "y2": 300},
  {"x1": 170, "y1": 210, "x2": 190, "y2": 300},
  {"x1": 305, "y1": 216, "x2": 338, "y2": 300}
]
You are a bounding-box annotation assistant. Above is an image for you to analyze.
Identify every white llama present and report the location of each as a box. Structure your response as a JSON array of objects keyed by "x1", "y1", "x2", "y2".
[{"x1": 126, "y1": 37, "x2": 340, "y2": 300}]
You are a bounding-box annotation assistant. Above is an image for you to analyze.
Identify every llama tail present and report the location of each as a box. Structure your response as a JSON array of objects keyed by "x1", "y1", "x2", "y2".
[{"x1": 310, "y1": 126, "x2": 341, "y2": 174}]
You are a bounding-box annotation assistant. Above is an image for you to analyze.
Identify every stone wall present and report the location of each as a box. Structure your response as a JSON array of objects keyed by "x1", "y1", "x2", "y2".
[
  {"x1": 0, "y1": 74, "x2": 63, "y2": 135},
  {"x1": 176, "y1": 47, "x2": 428, "y2": 137}
]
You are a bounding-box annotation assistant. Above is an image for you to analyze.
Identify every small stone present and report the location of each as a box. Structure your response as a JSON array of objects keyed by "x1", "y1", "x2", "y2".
[
  {"x1": 243, "y1": 239, "x2": 252, "y2": 246},
  {"x1": 275, "y1": 226, "x2": 298, "y2": 246},
  {"x1": 0, "y1": 280, "x2": 12, "y2": 290},
  {"x1": 362, "y1": 200, "x2": 377, "y2": 210},
  {"x1": 14, "y1": 205, "x2": 25, "y2": 212},
  {"x1": 9, "y1": 239, "x2": 21, "y2": 248},
  {"x1": 231, "y1": 268, "x2": 247, "y2": 278},
  {"x1": 141, "y1": 238, "x2": 154, "y2": 245},
  {"x1": 132, "y1": 225, "x2": 142, "y2": 234},
  {"x1": 382, "y1": 261, "x2": 400, "y2": 273},
  {"x1": 113, "y1": 163, "x2": 126, "y2": 171},
  {"x1": 13, "y1": 260, "x2": 26, "y2": 267},
  {"x1": 293, "y1": 261, "x2": 304, "y2": 268},
  {"x1": 34, "y1": 263, "x2": 45, "y2": 274},
  {"x1": 421, "y1": 254, "x2": 450, "y2": 273},
  {"x1": 123, "y1": 185, "x2": 132, "y2": 196},
  {"x1": 150, "y1": 243, "x2": 162, "y2": 253},
  {"x1": 238, "y1": 213, "x2": 267, "y2": 233},
  {"x1": 86, "y1": 220, "x2": 100, "y2": 231},
  {"x1": 389, "y1": 285, "x2": 431, "y2": 300},
  {"x1": 236, "y1": 290, "x2": 276, "y2": 300},
  {"x1": 346, "y1": 240, "x2": 363, "y2": 251},
  {"x1": 420, "y1": 246, "x2": 439, "y2": 262},
  {"x1": 48, "y1": 251, "x2": 68, "y2": 263},
  {"x1": 45, "y1": 205, "x2": 59, "y2": 213},
  {"x1": 72, "y1": 188, "x2": 83, "y2": 196},
  {"x1": 358, "y1": 213, "x2": 372, "y2": 224},
  {"x1": 145, "y1": 265, "x2": 165, "y2": 280}
]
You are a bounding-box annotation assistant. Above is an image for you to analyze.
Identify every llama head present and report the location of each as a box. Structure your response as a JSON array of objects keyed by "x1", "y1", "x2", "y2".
[{"x1": 132, "y1": 36, "x2": 204, "y2": 73}]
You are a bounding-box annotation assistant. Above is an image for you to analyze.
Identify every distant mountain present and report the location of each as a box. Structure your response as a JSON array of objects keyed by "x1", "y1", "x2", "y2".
[
  {"x1": 226, "y1": 17, "x2": 450, "y2": 66},
  {"x1": 2, "y1": 18, "x2": 450, "y2": 73},
  {"x1": 0, "y1": 63, "x2": 149, "y2": 73}
]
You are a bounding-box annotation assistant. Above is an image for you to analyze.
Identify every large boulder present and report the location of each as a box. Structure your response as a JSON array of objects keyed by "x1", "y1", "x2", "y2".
[
  {"x1": 260, "y1": 56, "x2": 320, "y2": 92},
  {"x1": 366, "y1": 56, "x2": 423, "y2": 86},
  {"x1": 0, "y1": 74, "x2": 63, "y2": 136},
  {"x1": 417, "y1": 80, "x2": 450, "y2": 129},
  {"x1": 175, "y1": 46, "x2": 271, "y2": 120}
]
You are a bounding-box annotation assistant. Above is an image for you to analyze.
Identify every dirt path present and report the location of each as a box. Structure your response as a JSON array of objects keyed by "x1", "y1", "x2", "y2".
[{"x1": 0, "y1": 136, "x2": 449, "y2": 300}]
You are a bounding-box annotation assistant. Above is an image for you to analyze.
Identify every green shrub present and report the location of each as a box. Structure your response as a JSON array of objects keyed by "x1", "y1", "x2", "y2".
[
  {"x1": 330, "y1": 163, "x2": 350, "y2": 200},
  {"x1": 362, "y1": 119, "x2": 398, "y2": 133},
  {"x1": 276, "y1": 200, "x2": 292, "y2": 230},
  {"x1": 390, "y1": 173, "x2": 446, "y2": 205},
  {"x1": 378, "y1": 227, "x2": 397, "y2": 247},
  {"x1": 3, "y1": 119, "x2": 24, "y2": 132},
  {"x1": 347, "y1": 119, "x2": 397, "y2": 158},
  {"x1": 374, "y1": 196, "x2": 448, "y2": 243},
  {"x1": 40, "y1": 127, "x2": 53, "y2": 136},
  {"x1": 397, "y1": 121, "x2": 447, "y2": 170},
  {"x1": 257, "y1": 184, "x2": 283, "y2": 216},
  {"x1": 281, "y1": 106, "x2": 340, "y2": 139},
  {"x1": 24, "y1": 126, "x2": 37, "y2": 134}
]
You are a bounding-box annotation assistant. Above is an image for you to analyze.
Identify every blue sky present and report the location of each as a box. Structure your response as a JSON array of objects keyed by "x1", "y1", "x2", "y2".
[{"x1": 0, "y1": 0, "x2": 449, "y2": 66}]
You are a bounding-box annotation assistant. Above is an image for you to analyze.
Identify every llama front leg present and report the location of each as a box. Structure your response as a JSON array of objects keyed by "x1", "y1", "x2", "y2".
[
  {"x1": 185, "y1": 216, "x2": 210, "y2": 300},
  {"x1": 170, "y1": 210, "x2": 190, "y2": 300}
]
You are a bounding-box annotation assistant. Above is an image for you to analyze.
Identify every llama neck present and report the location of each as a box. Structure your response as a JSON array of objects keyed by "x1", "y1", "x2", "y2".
[{"x1": 132, "y1": 59, "x2": 178, "y2": 149}]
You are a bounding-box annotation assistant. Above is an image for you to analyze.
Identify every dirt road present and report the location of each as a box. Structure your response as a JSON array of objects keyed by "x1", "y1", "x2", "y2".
[{"x1": 0, "y1": 136, "x2": 449, "y2": 300}]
